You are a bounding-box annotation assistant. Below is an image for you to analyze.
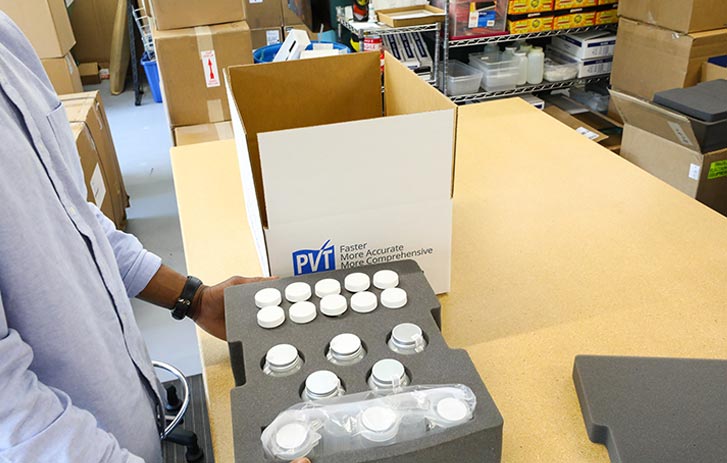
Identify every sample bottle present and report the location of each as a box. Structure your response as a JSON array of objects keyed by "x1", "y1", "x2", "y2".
[
  {"x1": 263, "y1": 344, "x2": 303, "y2": 377},
  {"x1": 303, "y1": 370, "x2": 345, "y2": 400},
  {"x1": 527, "y1": 47, "x2": 544, "y2": 85},
  {"x1": 327, "y1": 333, "x2": 366, "y2": 366},
  {"x1": 388, "y1": 323, "x2": 427, "y2": 355},
  {"x1": 515, "y1": 51, "x2": 528, "y2": 86},
  {"x1": 368, "y1": 359, "x2": 410, "y2": 390}
]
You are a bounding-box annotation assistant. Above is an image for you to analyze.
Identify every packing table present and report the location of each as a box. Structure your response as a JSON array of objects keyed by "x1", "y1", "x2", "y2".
[{"x1": 170, "y1": 98, "x2": 727, "y2": 463}]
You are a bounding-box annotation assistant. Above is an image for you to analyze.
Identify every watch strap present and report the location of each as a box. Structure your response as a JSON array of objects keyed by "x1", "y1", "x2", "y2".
[{"x1": 172, "y1": 276, "x2": 203, "y2": 320}]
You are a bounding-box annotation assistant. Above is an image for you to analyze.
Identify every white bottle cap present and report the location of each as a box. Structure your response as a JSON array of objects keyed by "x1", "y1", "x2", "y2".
[
  {"x1": 255, "y1": 287, "x2": 282, "y2": 308},
  {"x1": 305, "y1": 370, "x2": 341, "y2": 398},
  {"x1": 266, "y1": 344, "x2": 300, "y2": 369},
  {"x1": 344, "y1": 272, "x2": 370, "y2": 292},
  {"x1": 373, "y1": 270, "x2": 399, "y2": 289},
  {"x1": 435, "y1": 397, "x2": 471, "y2": 424},
  {"x1": 275, "y1": 422, "x2": 310, "y2": 454},
  {"x1": 360, "y1": 406, "x2": 399, "y2": 442},
  {"x1": 257, "y1": 306, "x2": 285, "y2": 329},
  {"x1": 330, "y1": 333, "x2": 362, "y2": 358},
  {"x1": 381, "y1": 287, "x2": 407, "y2": 309},
  {"x1": 351, "y1": 291, "x2": 378, "y2": 313},
  {"x1": 285, "y1": 282, "x2": 312, "y2": 303},
  {"x1": 371, "y1": 358, "x2": 406, "y2": 387},
  {"x1": 391, "y1": 323, "x2": 423, "y2": 347},
  {"x1": 320, "y1": 294, "x2": 348, "y2": 317},
  {"x1": 289, "y1": 301, "x2": 317, "y2": 324},
  {"x1": 314, "y1": 278, "x2": 341, "y2": 298}
]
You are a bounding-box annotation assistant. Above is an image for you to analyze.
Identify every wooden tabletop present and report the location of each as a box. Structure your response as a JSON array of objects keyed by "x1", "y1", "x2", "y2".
[{"x1": 170, "y1": 98, "x2": 727, "y2": 463}]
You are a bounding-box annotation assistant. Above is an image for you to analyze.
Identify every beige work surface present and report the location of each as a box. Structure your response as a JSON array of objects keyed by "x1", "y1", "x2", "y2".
[{"x1": 170, "y1": 99, "x2": 727, "y2": 463}]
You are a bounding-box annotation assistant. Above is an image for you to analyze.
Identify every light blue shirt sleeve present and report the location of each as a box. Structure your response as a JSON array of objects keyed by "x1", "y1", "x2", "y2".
[
  {"x1": 0, "y1": 291, "x2": 145, "y2": 463},
  {"x1": 87, "y1": 203, "x2": 162, "y2": 298}
]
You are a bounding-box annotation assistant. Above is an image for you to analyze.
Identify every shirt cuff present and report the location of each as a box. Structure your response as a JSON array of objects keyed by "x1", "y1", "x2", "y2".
[{"x1": 124, "y1": 249, "x2": 162, "y2": 298}]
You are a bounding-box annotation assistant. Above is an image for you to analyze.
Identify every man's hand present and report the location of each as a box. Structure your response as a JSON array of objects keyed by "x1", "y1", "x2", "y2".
[{"x1": 190, "y1": 276, "x2": 273, "y2": 340}]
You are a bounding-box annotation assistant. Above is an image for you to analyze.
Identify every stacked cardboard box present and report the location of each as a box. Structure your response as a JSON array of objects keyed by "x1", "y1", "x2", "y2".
[
  {"x1": 548, "y1": 30, "x2": 616, "y2": 78},
  {"x1": 61, "y1": 91, "x2": 130, "y2": 229},
  {"x1": 506, "y1": 0, "x2": 618, "y2": 34},
  {"x1": 149, "y1": 0, "x2": 253, "y2": 142},
  {"x1": 0, "y1": 0, "x2": 83, "y2": 94},
  {"x1": 611, "y1": 0, "x2": 727, "y2": 215}
]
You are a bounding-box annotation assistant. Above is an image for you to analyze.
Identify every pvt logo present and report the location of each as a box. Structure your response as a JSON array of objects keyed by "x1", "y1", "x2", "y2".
[{"x1": 292, "y1": 240, "x2": 336, "y2": 276}]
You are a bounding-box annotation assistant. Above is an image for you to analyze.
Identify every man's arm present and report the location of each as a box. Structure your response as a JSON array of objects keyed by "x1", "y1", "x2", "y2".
[{"x1": 0, "y1": 290, "x2": 144, "y2": 463}]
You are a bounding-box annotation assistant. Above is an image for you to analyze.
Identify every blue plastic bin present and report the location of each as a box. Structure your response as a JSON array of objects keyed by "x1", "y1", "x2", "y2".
[
  {"x1": 253, "y1": 41, "x2": 349, "y2": 64},
  {"x1": 141, "y1": 52, "x2": 163, "y2": 103}
]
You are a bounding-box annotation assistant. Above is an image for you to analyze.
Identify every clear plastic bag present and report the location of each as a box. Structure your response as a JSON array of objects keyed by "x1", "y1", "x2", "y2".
[{"x1": 261, "y1": 384, "x2": 476, "y2": 461}]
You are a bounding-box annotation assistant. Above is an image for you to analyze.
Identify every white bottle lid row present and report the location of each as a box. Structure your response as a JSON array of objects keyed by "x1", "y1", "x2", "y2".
[
  {"x1": 255, "y1": 287, "x2": 282, "y2": 308},
  {"x1": 314, "y1": 278, "x2": 341, "y2": 298},
  {"x1": 350, "y1": 291, "x2": 378, "y2": 313},
  {"x1": 344, "y1": 272, "x2": 371, "y2": 293},
  {"x1": 320, "y1": 294, "x2": 348, "y2": 317},
  {"x1": 372, "y1": 270, "x2": 399, "y2": 290},
  {"x1": 289, "y1": 301, "x2": 317, "y2": 324},
  {"x1": 381, "y1": 287, "x2": 407, "y2": 309},
  {"x1": 285, "y1": 282, "x2": 312, "y2": 303},
  {"x1": 257, "y1": 305, "x2": 286, "y2": 329}
]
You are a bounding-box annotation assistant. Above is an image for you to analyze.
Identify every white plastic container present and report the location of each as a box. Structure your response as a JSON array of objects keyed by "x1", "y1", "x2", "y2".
[
  {"x1": 327, "y1": 333, "x2": 366, "y2": 366},
  {"x1": 303, "y1": 370, "x2": 345, "y2": 400},
  {"x1": 468, "y1": 55, "x2": 519, "y2": 92},
  {"x1": 527, "y1": 47, "x2": 544, "y2": 85},
  {"x1": 368, "y1": 359, "x2": 410, "y2": 390},
  {"x1": 439, "y1": 60, "x2": 483, "y2": 96},
  {"x1": 388, "y1": 323, "x2": 427, "y2": 354},
  {"x1": 515, "y1": 51, "x2": 528, "y2": 86}
]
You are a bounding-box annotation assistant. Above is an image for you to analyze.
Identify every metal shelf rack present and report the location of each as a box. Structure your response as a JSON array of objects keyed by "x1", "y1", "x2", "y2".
[
  {"x1": 448, "y1": 24, "x2": 615, "y2": 48},
  {"x1": 449, "y1": 75, "x2": 609, "y2": 104},
  {"x1": 336, "y1": 8, "x2": 442, "y2": 86}
]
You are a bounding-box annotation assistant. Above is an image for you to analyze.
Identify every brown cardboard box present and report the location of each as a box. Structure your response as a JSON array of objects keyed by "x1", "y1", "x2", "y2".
[
  {"x1": 41, "y1": 53, "x2": 84, "y2": 94},
  {"x1": 70, "y1": 122, "x2": 117, "y2": 224},
  {"x1": 621, "y1": 125, "x2": 727, "y2": 216},
  {"x1": 611, "y1": 18, "x2": 727, "y2": 101},
  {"x1": 174, "y1": 122, "x2": 234, "y2": 146},
  {"x1": 79, "y1": 62, "x2": 101, "y2": 85},
  {"x1": 702, "y1": 62, "x2": 727, "y2": 82},
  {"x1": 281, "y1": 0, "x2": 304, "y2": 26},
  {"x1": 69, "y1": 0, "x2": 116, "y2": 66},
  {"x1": 150, "y1": 0, "x2": 245, "y2": 31},
  {"x1": 61, "y1": 91, "x2": 129, "y2": 229},
  {"x1": 250, "y1": 27, "x2": 283, "y2": 49},
  {"x1": 0, "y1": 0, "x2": 75, "y2": 58},
  {"x1": 618, "y1": 0, "x2": 727, "y2": 34},
  {"x1": 243, "y1": 0, "x2": 283, "y2": 28},
  {"x1": 154, "y1": 21, "x2": 253, "y2": 128}
]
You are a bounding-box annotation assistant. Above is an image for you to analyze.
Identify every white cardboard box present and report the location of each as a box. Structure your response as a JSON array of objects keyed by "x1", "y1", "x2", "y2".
[
  {"x1": 548, "y1": 48, "x2": 613, "y2": 78},
  {"x1": 550, "y1": 30, "x2": 617, "y2": 60},
  {"x1": 226, "y1": 52, "x2": 457, "y2": 293}
]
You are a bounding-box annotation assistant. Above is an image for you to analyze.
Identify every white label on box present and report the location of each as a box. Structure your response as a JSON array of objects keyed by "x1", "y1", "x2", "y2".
[
  {"x1": 468, "y1": 10, "x2": 479, "y2": 28},
  {"x1": 689, "y1": 163, "x2": 701, "y2": 181},
  {"x1": 266, "y1": 30, "x2": 281, "y2": 45},
  {"x1": 90, "y1": 164, "x2": 106, "y2": 207},
  {"x1": 251, "y1": 0, "x2": 263, "y2": 4},
  {"x1": 200, "y1": 50, "x2": 220, "y2": 88},
  {"x1": 576, "y1": 127, "x2": 599, "y2": 140},
  {"x1": 668, "y1": 121, "x2": 694, "y2": 147}
]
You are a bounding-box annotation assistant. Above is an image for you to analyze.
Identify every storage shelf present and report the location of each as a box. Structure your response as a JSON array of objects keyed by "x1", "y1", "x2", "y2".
[
  {"x1": 448, "y1": 75, "x2": 609, "y2": 104},
  {"x1": 448, "y1": 25, "x2": 615, "y2": 48},
  {"x1": 338, "y1": 16, "x2": 441, "y2": 38}
]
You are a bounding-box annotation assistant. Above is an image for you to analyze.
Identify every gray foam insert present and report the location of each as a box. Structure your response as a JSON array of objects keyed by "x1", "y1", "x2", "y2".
[
  {"x1": 653, "y1": 80, "x2": 727, "y2": 122},
  {"x1": 573, "y1": 355, "x2": 727, "y2": 463},
  {"x1": 225, "y1": 260, "x2": 503, "y2": 462}
]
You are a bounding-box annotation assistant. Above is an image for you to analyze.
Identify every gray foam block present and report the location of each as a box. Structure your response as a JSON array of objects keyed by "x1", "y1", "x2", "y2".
[
  {"x1": 573, "y1": 355, "x2": 727, "y2": 463},
  {"x1": 225, "y1": 260, "x2": 503, "y2": 462},
  {"x1": 653, "y1": 80, "x2": 727, "y2": 152}
]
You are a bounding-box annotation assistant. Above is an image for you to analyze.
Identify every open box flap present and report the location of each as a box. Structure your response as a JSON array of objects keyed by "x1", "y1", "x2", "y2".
[{"x1": 610, "y1": 89, "x2": 702, "y2": 151}]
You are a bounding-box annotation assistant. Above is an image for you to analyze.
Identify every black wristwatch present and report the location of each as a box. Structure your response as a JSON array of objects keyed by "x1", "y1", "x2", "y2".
[{"x1": 172, "y1": 276, "x2": 204, "y2": 320}]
